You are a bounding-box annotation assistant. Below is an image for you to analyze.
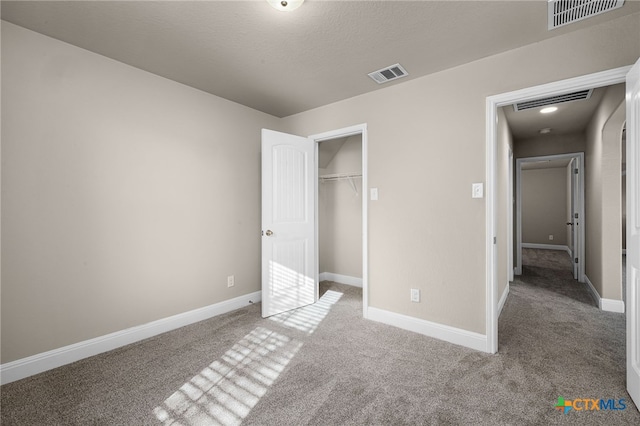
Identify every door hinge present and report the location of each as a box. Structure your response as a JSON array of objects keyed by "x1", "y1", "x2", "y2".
[
  {"x1": 493, "y1": 237, "x2": 497, "y2": 244},
  {"x1": 574, "y1": 168, "x2": 579, "y2": 174},
  {"x1": 575, "y1": 258, "x2": 579, "y2": 263},
  {"x1": 574, "y1": 213, "x2": 579, "y2": 219}
]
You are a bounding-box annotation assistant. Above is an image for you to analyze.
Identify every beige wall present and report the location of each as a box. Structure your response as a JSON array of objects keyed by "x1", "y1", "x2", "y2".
[
  {"x1": 1, "y1": 22, "x2": 281, "y2": 363},
  {"x1": 2, "y1": 12, "x2": 639, "y2": 363},
  {"x1": 521, "y1": 168, "x2": 568, "y2": 246},
  {"x1": 514, "y1": 133, "x2": 586, "y2": 159},
  {"x1": 281, "y1": 13, "x2": 640, "y2": 334},
  {"x1": 497, "y1": 108, "x2": 513, "y2": 300},
  {"x1": 585, "y1": 84, "x2": 625, "y2": 300},
  {"x1": 319, "y1": 135, "x2": 362, "y2": 278}
]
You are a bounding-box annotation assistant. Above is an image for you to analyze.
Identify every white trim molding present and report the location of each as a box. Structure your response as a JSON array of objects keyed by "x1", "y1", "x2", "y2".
[
  {"x1": 367, "y1": 307, "x2": 487, "y2": 352},
  {"x1": 602, "y1": 298, "x2": 625, "y2": 314},
  {"x1": 584, "y1": 274, "x2": 601, "y2": 307},
  {"x1": 584, "y1": 275, "x2": 625, "y2": 313},
  {"x1": 498, "y1": 284, "x2": 510, "y2": 317},
  {"x1": 0, "y1": 291, "x2": 261, "y2": 385},
  {"x1": 319, "y1": 272, "x2": 363, "y2": 287}
]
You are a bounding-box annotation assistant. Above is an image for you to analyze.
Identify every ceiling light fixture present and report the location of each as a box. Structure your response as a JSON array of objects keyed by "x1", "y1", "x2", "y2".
[
  {"x1": 540, "y1": 106, "x2": 558, "y2": 114},
  {"x1": 539, "y1": 128, "x2": 552, "y2": 134},
  {"x1": 267, "y1": 0, "x2": 304, "y2": 12}
]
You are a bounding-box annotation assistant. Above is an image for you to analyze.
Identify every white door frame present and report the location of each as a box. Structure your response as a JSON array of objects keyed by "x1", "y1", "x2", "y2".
[
  {"x1": 508, "y1": 148, "x2": 514, "y2": 283},
  {"x1": 571, "y1": 157, "x2": 580, "y2": 280},
  {"x1": 625, "y1": 57, "x2": 640, "y2": 410},
  {"x1": 309, "y1": 124, "x2": 369, "y2": 318},
  {"x1": 514, "y1": 153, "x2": 585, "y2": 281},
  {"x1": 485, "y1": 66, "x2": 632, "y2": 354}
]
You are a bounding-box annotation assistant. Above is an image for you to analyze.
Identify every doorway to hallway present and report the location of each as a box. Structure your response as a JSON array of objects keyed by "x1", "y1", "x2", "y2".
[
  {"x1": 486, "y1": 62, "x2": 640, "y2": 409},
  {"x1": 515, "y1": 153, "x2": 584, "y2": 282},
  {"x1": 519, "y1": 248, "x2": 594, "y2": 306}
]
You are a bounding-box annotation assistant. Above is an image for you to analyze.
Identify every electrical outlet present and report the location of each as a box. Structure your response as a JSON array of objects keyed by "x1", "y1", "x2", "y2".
[
  {"x1": 227, "y1": 275, "x2": 235, "y2": 288},
  {"x1": 410, "y1": 288, "x2": 420, "y2": 303},
  {"x1": 549, "y1": 235, "x2": 554, "y2": 241}
]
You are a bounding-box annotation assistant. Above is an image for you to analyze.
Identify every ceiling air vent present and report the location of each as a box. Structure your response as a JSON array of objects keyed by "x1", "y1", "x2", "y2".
[
  {"x1": 368, "y1": 63, "x2": 408, "y2": 84},
  {"x1": 513, "y1": 89, "x2": 593, "y2": 112},
  {"x1": 548, "y1": 0, "x2": 625, "y2": 30}
]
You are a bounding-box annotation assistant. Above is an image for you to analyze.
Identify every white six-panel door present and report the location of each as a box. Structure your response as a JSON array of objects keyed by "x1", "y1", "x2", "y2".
[
  {"x1": 627, "y1": 58, "x2": 640, "y2": 410},
  {"x1": 261, "y1": 129, "x2": 317, "y2": 318}
]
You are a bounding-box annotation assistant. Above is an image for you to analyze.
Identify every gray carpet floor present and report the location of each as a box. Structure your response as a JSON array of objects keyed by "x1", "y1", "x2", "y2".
[{"x1": 1, "y1": 248, "x2": 638, "y2": 424}]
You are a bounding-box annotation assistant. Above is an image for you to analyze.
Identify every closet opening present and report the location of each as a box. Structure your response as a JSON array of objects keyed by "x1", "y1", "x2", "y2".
[
  {"x1": 309, "y1": 124, "x2": 368, "y2": 316},
  {"x1": 317, "y1": 135, "x2": 363, "y2": 297}
]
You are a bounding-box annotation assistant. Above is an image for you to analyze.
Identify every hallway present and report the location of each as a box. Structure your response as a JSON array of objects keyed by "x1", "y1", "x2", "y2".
[
  {"x1": 519, "y1": 248, "x2": 596, "y2": 307},
  {"x1": 498, "y1": 248, "x2": 633, "y2": 421}
]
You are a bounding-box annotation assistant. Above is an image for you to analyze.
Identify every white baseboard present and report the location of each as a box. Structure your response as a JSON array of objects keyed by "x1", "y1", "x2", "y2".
[
  {"x1": 498, "y1": 284, "x2": 510, "y2": 317},
  {"x1": 367, "y1": 307, "x2": 487, "y2": 353},
  {"x1": 319, "y1": 272, "x2": 362, "y2": 288},
  {"x1": 584, "y1": 274, "x2": 601, "y2": 307},
  {"x1": 601, "y1": 298, "x2": 625, "y2": 313},
  {"x1": 584, "y1": 275, "x2": 625, "y2": 314},
  {"x1": 522, "y1": 243, "x2": 570, "y2": 255},
  {"x1": 0, "y1": 291, "x2": 261, "y2": 385}
]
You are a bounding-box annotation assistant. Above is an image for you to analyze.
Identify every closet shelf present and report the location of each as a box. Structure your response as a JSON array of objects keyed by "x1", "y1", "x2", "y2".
[
  {"x1": 318, "y1": 172, "x2": 362, "y2": 182},
  {"x1": 319, "y1": 172, "x2": 362, "y2": 195}
]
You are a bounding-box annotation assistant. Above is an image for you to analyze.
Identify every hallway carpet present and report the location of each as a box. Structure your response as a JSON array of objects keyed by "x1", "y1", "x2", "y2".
[
  {"x1": 1, "y1": 251, "x2": 637, "y2": 424},
  {"x1": 520, "y1": 247, "x2": 596, "y2": 306}
]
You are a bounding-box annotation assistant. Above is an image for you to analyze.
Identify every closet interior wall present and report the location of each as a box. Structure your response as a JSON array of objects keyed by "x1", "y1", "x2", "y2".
[{"x1": 318, "y1": 135, "x2": 363, "y2": 281}]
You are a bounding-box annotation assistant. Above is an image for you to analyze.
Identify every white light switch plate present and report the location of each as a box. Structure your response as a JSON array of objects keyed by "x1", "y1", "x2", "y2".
[
  {"x1": 472, "y1": 183, "x2": 484, "y2": 199},
  {"x1": 370, "y1": 188, "x2": 378, "y2": 201}
]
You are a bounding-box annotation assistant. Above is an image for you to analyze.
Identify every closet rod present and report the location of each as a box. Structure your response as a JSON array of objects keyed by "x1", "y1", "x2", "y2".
[
  {"x1": 319, "y1": 172, "x2": 362, "y2": 195},
  {"x1": 318, "y1": 172, "x2": 362, "y2": 181}
]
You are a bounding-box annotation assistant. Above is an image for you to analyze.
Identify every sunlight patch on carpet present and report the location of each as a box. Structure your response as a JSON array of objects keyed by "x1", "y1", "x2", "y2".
[
  {"x1": 153, "y1": 327, "x2": 302, "y2": 426},
  {"x1": 268, "y1": 289, "x2": 343, "y2": 334}
]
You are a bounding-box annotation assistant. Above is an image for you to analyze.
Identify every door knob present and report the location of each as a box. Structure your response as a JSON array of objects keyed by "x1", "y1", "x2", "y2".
[
  {"x1": 566, "y1": 222, "x2": 573, "y2": 225},
  {"x1": 266, "y1": 230, "x2": 274, "y2": 236}
]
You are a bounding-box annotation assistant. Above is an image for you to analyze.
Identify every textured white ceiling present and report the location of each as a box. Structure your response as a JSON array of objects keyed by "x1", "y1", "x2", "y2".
[{"x1": 2, "y1": 1, "x2": 639, "y2": 117}]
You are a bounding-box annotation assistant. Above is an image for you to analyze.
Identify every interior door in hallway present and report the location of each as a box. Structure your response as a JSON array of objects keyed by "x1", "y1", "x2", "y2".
[
  {"x1": 627, "y1": 57, "x2": 640, "y2": 410},
  {"x1": 261, "y1": 129, "x2": 317, "y2": 318}
]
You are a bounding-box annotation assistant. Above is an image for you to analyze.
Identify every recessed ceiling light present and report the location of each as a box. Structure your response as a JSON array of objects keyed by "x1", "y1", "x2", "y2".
[
  {"x1": 540, "y1": 128, "x2": 552, "y2": 134},
  {"x1": 267, "y1": 0, "x2": 304, "y2": 12},
  {"x1": 540, "y1": 106, "x2": 558, "y2": 114}
]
